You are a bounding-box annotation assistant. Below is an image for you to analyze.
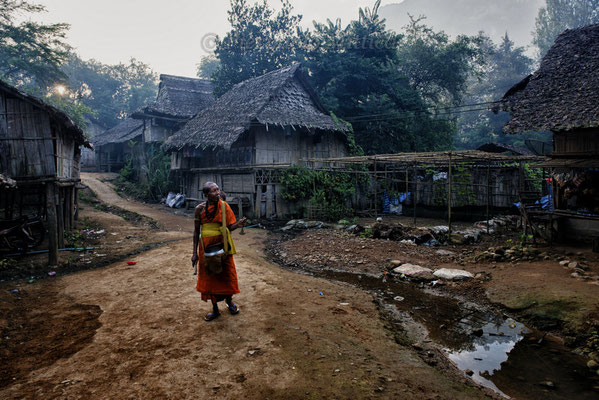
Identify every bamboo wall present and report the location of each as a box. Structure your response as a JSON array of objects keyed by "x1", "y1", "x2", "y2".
[{"x1": 0, "y1": 91, "x2": 56, "y2": 179}]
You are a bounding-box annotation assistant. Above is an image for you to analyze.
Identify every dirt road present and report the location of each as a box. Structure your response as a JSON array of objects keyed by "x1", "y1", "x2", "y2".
[{"x1": 0, "y1": 174, "x2": 491, "y2": 399}]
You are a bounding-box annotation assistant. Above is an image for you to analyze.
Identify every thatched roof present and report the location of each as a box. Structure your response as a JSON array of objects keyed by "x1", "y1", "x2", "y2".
[
  {"x1": 0, "y1": 79, "x2": 91, "y2": 149},
  {"x1": 164, "y1": 63, "x2": 349, "y2": 150},
  {"x1": 494, "y1": 24, "x2": 599, "y2": 133},
  {"x1": 132, "y1": 74, "x2": 214, "y2": 120},
  {"x1": 92, "y1": 118, "x2": 143, "y2": 147},
  {"x1": 477, "y1": 142, "x2": 533, "y2": 156}
]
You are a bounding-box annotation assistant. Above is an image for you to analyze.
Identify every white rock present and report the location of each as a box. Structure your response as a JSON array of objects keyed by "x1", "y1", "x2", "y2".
[
  {"x1": 436, "y1": 249, "x2": 455, "y2": 256},
  {"x1": 433, "y1": 268, "x2": 474, "y2": 281},
  {"x1": 393, "y1": 264, "x2": 433, "y2": 276}
]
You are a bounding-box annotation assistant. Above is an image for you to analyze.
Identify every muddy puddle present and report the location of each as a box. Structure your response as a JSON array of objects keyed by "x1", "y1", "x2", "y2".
[{"x1": 305, "y1": 268, "x2": 598, "y2": 399}]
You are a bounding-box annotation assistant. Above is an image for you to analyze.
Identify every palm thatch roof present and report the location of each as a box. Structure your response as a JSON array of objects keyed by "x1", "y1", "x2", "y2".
[
  {"x1": 493, "y1": 24, "x2": 599, "y2": 133},
  {"x1": 92, "y1": 118, "x2": 143, "y2": 147},
  {"x1": 0, "y1": 79, "x2": 91, "y2": 149},
  {"x1": 132, "y1": 74, "x2": 214, "y2": 120},
  {"x1": 164, "y1": 63, "x2": 349, "y2": 150}
]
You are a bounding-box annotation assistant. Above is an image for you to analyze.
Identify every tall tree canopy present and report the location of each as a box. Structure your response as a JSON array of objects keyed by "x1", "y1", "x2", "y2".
[
  {"x1": 533, "y1": 0, "x2": 599, "y2": 57},
  {"x1": 0, "y1": 0, "x2": 69, "y2": 88},
  {"x1": 211, "y1": 0, "x2": 485, "y2": 154},
  {"x1": 211, "y1": 0, "x2": 302, "y2": 96},
  {"x1": 454, "y1": 34, "x2": 550, "y2": 149},
  {"x1": 62, "y1": 55, "x2": 158, "y2": 128}
]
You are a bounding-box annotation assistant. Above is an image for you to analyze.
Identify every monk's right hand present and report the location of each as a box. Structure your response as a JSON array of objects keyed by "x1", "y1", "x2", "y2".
[{"x1": 191, "y1": 254, "x2": 198, "y2": 275}]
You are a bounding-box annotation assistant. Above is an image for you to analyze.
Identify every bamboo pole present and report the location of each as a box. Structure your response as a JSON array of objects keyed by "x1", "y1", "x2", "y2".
[
  {"x1": 373, "y1": 157, "x2": 378, "y2": 218},
  {"x1": 46, "y1": 182, "x2": 58, "y2": 266},
  {"x1": 413, "y1": 165, "x2": 417, "y2": 226},
  {"x1": 486, "y1": 161, "x2": 490, "y2": 234},
  {"x1": 448, "y1": 152, "x2": 453, "y2": 236}
]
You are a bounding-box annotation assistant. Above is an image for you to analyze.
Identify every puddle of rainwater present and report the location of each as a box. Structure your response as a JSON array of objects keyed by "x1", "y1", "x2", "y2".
[{"x1": 308, "y1": 268, "x2": 599, "y2": 399}]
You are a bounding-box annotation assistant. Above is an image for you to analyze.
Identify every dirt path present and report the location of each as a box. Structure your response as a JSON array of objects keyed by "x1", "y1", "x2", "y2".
[
  {"x1": 0, "y1": 174, "x2": 492, "y2": 399},
  {"x1": 81, "y1": 172, "x2": 190, "y2": 232}
]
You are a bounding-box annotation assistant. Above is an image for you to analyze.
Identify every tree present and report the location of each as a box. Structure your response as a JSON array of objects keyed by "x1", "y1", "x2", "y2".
[
  {"x1": 397, "y1": 16, "x2": 486, "y2": 106},
  {"x1": 211, "y1": 0, "x2": 302, "y2": 96},
  {"x1": 455, "y1": 33, "x2": 552, "y2": 149},
  {"x1": 62, "y1": 55, "x2": 158, "y2": 128},
  {"x1": 533, "y1": 0, "x2": 599, "y2": 57},
  {"x1": 301, "y1": 2, "x2": 482, "y2": 154},
  {"x1": 0, "y1": 0, "x2": 70, "y2": 87},
  {"x1": 196, "y1": 55, "x2": 220, "y2": 79}
]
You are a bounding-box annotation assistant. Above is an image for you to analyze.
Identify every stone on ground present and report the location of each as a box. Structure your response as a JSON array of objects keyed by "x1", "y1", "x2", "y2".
[{"x1": 433, "y1": 268, "x2": 474, "y2": 281}]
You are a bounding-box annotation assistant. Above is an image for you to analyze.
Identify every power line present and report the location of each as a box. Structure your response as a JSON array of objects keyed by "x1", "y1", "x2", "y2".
[{"x1": 343, "y1": 100, "x2": 500, "y2": 122}]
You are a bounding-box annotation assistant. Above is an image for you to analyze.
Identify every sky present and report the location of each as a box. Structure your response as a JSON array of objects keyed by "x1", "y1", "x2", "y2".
[{"x1": 37, "y1": 0, "x2": 397, "y2": 78}]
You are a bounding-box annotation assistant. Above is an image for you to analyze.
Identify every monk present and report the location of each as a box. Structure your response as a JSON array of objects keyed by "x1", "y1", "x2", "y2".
[{"x1": 191, "y1": 182, "x2": 246, "y2": 321}]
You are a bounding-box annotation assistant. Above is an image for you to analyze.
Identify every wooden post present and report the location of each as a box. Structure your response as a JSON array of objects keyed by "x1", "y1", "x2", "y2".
[
  {"x1": 413, "y1": 165, "x2": 417, "y2": 226},
  {"x1": 56, "y1": 186, "x2": 65, "y2": 248},
  {"x1": 486, "y1": 162, "x2": 491, "y2": 234},
  {"x1": 74, "y1": 186, "x2": 79, "y2": 221},
  {"x1": 265, "y1": 184, "x2": 273, "y2": 218},
  {"x1": 374, "y1": 157, "x2": 378, "y2": 218},
  {"x1": 46, "y1": 182, "x2": 58, "y2": 266},
  {"x1": 448, "y1": 152, "x2": 453, "y2": 236}
]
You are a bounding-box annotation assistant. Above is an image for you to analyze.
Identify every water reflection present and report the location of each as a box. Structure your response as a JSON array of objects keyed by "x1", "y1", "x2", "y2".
[{"x1": 448, "y1": 319, "x2": 527, "y2": 397}]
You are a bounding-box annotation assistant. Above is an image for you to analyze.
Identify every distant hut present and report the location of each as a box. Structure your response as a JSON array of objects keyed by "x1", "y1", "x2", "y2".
[
  {"x1": 80, "y1": 117, "x2": 106, "y2": 171},
  {"x1": 131, "y1": 74, "x2": 214, "y2": 142},
  {"x1": 164, "y1": 63, "x2": 350, "y2": 218},
  {"x1": 494, "y1": 24, "x2": 599, "y2": 241},
  {"x1": 0, "y1": 79, "x2": 91, "y2": 264},
  {"x1": 93, "y1": 118, "x2": 144, "y2": 172},
  {"x1": 93, "y1": 74, "x2": 214, "y2": 175}
]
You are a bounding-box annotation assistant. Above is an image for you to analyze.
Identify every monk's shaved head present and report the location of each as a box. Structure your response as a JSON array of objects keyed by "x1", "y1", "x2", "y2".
[{"x1": 202, "y1": 181, "x2": 218, "y2": 196}]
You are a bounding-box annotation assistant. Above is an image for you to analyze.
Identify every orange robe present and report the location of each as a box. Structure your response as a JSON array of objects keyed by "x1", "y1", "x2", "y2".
[{"x1": 196, "y1": 202, "x2": 240, "y2": 301}]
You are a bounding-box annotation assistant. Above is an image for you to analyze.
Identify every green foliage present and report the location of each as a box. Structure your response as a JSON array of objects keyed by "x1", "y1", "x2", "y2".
[
  {"x1": 43, "y1": 93, "x2": 95, "y2": 133},
  {"x1": 455, "y1": 33, "x2": 553, "y2": 150},
  {"x1": 143, "y1": 144, "x2": 177, "y2": 200},
  {"x1": 533, "y1": 0, "x2": 599, "y2": 58},
  {"x1": 64, "y1": 229, "x2": 85, "y2": 249},
  {"x1": 62, "y1": 55, "x2": 158, "y2": 128},
  {"x1": 211, "y1": 0, "x2": 302, "y2": 97},
  {"x1": 197, "y1": 55, "x2": 220, "y2": 79},
  {"x1": 0, "y1": 258, "x2": 17, "y2": 270},
  {"x1": 0, "y1": 1, "x2": 70, "y2": 87},
  {"x1": 280, "y1": 165, "x2": 355, "y2": 220},
  {"x1": 119, "y1": 157, "x2": 136, "y2": 182},
  {"x1": 397, "y1": 15, "x2": 486, "y2": 106}
]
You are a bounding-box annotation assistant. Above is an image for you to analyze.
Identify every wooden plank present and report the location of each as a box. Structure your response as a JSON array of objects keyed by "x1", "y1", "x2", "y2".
[
  {"x1": 56, "y1": 186, "x2": 65, "y2": 248},
  {"x1": 265, "y1": 184, "x2": 273, "y2": 217},
  {"x1": 46, "y1": 182, "x2": 58, "y2": 265}
]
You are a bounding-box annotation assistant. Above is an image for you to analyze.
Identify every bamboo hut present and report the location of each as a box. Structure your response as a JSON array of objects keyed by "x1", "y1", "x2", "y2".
[
  {"x1": 493, "y1": 23, "x2": 599, "y2": 241},
  {"x1": 94, "y1": 74, "x2": 214, "y2": 175},
  {"x1": 164, "y1": 63, "x2": 350, "y2": 218},
  {"x1": 93, "y1": 118, "x2": 144, "y2": 172},
  {"x1": 0, "y1": 79, "x2": 91, "y2": 264}
]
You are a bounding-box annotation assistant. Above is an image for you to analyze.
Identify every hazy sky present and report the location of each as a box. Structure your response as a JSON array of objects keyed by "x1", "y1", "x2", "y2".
[{"x1": 38, "y1": 0, "x2": 397, "y2": 78}]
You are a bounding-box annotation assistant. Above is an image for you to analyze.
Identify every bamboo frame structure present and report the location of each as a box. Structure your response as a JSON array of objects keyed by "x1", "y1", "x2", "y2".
[{"x1": 303, "y1": 150, "x2": 544, "y2": 230}]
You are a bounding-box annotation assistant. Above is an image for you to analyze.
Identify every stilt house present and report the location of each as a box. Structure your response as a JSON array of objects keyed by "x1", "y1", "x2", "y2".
[
  {"x1": 93, "y1": 118, "x2": 144, "y2": 172},
  {"x1": 93, "y1": 74, "x2": 214, "y2": 173},
  {"x1": 164, "y1": 63, "x2": 350, "y2": 218},
  {"x1": 0, "y1": 79, "x2": 91, "y2": 264},
  {"x1": 494, "y1": 23, "x2": 599, "y2": 241}
]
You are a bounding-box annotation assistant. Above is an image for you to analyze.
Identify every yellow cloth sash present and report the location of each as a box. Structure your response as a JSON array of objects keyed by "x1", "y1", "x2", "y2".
[{"x1": 200, "y1": 201, "x2": 237, "y2": 255}]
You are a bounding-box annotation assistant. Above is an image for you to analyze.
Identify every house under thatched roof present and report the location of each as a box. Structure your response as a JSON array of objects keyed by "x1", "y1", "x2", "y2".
[
  {"x1": 92, "y1": 118, "x2": 143, "y2": 147},
  {"x1": 493, "y1": 24, "x2": 599, "y2": 133},
  {"x1": 0, "y1": 79, "x2": 91, "y2": 149},
  {"x1": 165, "y1": 63, "x2": 349, "y2": 151},
  {"x1": 132, "y1": 74, "x2": 214, "y2": 120}
]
